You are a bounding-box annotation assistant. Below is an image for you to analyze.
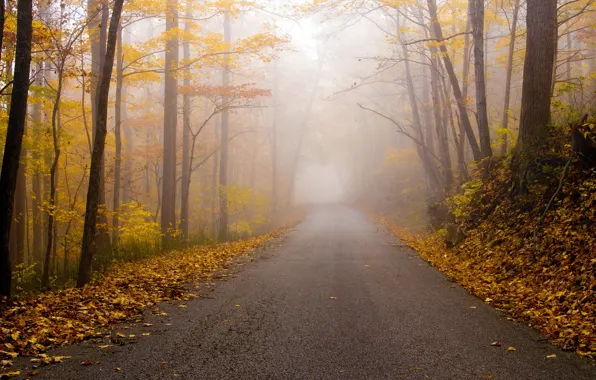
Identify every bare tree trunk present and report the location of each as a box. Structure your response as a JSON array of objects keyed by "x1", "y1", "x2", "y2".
[
  {"x1": 430, "y1": 50, "x2": 453, "y2": 190},
  {"x1": 77, "y1": 0, "x2": 124, "y2": 287},
  {"x1": 270, "y1": 64, "x2": 279, "y2": 222},
  {"x1": 218, "y1": 11, "x2": 231, "y2": 241},
  {"x1": 161, "y1": 0, "x2": 179, "y2": 247},
  {"x1": 14, "y1": 138, "x2": 26, "y2": 266},
  {"x1": 511, "y1": 0, "x2": 557, "y2": 195},
  {"x1": 31, "y1": 60, "x2": 44, "y2": 267},
  {"x1": 211, "y1": 113, "x2": 220, "y2": 239},
  {"x1": 42, "y1": 64, "x2": 64, "y2": 289},
  {"x1": 462, "y1": 0, "x2": 472, "y2": 99},
  {"x1": 112, "y1": 23, "x2": 123, "y2": 246},
  {"x1": 471, "y1": 0, "x2": 493, "y2": 159},
  {"x1": 0, "y1": 0, "x2": 33, "y2": 297},
  {"x1": 396, "y1": 11, "x2": 441, "y2": 190},
  {"x1": 501, "y1": 0, "x2": 521, "y2": 155},
  {"x1": 180, "y1": 1, "x2": 192, "y2": 240},
  {"x1": 426, "y1": 0, "x2": 482, "y2": 162}
]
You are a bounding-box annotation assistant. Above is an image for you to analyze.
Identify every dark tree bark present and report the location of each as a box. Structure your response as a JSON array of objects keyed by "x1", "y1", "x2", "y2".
[
  {"x1": 218, "y1": 11, "x2": 231, "y2": 241},
  {"x1": 426, "y1": 0, "x2": 482, "y2": 162},
  {"x1": 161, "y1": 0, "x2": 179, "y2": 247},
  {"x1": 501, "y1": 0, "x2": 521, "y2": 155},
  {"x1": 511, "y1": 0, "x2": 557, "y2": 195},
  {"x1": 77, "y1": 0, "x2": 125, "y2": 287},
  {"x1": 0, "y1": 0, "x2": 33, "y2": 297},
  {"x1": 0, "y1": 0, "x2": 5, "y2": 62},
  {"x1": 470, "y1": 0, "x2": 493, "y2": 159}
]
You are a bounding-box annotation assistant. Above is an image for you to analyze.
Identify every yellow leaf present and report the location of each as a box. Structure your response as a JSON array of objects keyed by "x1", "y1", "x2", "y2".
[
  {"x1": 507, "y1": 346, "x2": 516, "y2": 351},
  {"x1": 546, "y1": 354, "x2": 557, "y2": 359}
]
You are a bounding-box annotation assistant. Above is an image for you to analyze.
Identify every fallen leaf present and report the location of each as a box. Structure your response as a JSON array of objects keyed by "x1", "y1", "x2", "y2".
[
  {"x1": 469, "y1": 306, "x2": 477, "y2": 309},
  {"x1": 142, "y1": 332, "x2": 152, "y2": 336},
  {"x1": 546, "y1": 354, "x2": 557, "y2": 359},
  {"x1": 490, "y1": 341, "x2": 501, "y2": 347},
  {"x1": 0, "y1": 360, "x2": 12, "y2": 367},
  {"x1": 143, "y1": 323, "x2": 153, "y2": 327},
  {"x1": 81, "y1": 360, "x2": 93, "y2": 366},
  {"x1": 329, "y1": 297, "x2": 337, "y2": 300},
  {"x1": 98, "y1": 345, "x2": 111, "y2": 349},
  {"x1": 507, "y1": 346, "x2": 516, "y2": 352},
  {"x1": 114, "y1": 367, "x2": 121, "y2": 372},
  {"x1": 0, "y1": 370, "x2": 20, "y2": 378}
]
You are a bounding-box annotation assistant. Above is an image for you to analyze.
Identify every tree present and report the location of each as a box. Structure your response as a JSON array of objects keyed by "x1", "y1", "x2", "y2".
[
  {"x1": 511, "y1": 0, "x2": 558, "y2": 195},
  {"x1": 500, "y1": 0, "x2": 521, "y2": 154},
  {"x1": 218, "y1": 10, "x2": 231, "y2": 241},
  {"x1": 0, "y1": 0, "x2": 33, "y2": 297},
  {"x1": 161, "y1": 0, "x2": 179, "y2": 248},
  {"x1": 470, "y1": 0, "x2": 493, "y2": 159},
  {"x1": 426, "y1": 0, "x2": 482, "y2": 162},
  {"x1": 77, "y1": 0, "x2": 125, "y2": 287}
]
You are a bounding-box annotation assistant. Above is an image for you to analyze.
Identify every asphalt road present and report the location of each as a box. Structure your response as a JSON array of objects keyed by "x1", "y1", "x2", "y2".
[{"x1": 23, "y1": 206, "x2": 596, "y2": 379}]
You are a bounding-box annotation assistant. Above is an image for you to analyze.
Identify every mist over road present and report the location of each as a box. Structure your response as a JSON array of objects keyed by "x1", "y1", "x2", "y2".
[{"x1": 31, "y1": 206, "x2": 595, "y2": 379}]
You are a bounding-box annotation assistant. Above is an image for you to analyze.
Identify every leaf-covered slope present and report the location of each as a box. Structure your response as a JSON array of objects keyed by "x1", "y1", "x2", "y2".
[{"x1": 382, "y1": 162, "x2": 596, "y2": 360}]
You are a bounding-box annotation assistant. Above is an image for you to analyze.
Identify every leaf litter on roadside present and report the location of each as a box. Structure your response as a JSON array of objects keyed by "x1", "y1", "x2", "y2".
[{"x1": 0, "y1": 226, "x2": 290, "y2": 361}]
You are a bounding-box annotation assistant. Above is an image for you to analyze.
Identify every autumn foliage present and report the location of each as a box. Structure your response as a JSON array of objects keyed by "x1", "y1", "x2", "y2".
[{"x1": 0, "y1": 225, "x2": 290, "y2": 365}]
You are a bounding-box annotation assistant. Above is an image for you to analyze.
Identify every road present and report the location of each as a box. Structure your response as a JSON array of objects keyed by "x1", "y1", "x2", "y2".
[{"x1": 26, "y1": 206, "x2": 596, "y2": 379}]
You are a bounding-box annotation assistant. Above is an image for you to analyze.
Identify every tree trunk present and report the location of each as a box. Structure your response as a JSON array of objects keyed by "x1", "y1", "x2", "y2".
[
  {"x1": 270, "y1": 64, "x2": 279, "y2": 222},
  {"x1": 501, "y1": 0, "x2": 521, "y2": 155},
  {"x1": 426, "y1": 0, "x2": 482, "y2": 162},
  {"x1": 397, "y1": 11, "x2": 442, "y2": 191},
  {"x1": 218, "y1": 11, "x2": 231, "y2": 241},
  {"x1": 471, "y1": 0, "x2": 493, "y2": 159},
  {"x1": 88, "y1": 0, "x2": 112, "y2": 263},
  {"x1": 511, "y1": 0, "x2": 557, "y2": 195},
  {"x1": 31, "y1": 60, "x2": 43, "y2": 267},
  {"x1": 112, "y1": 24, "x2": 123, "y2": 246},
  {"x1": 77, "y1": 0, "x2": 124, "y2": 287},
  {"x1": 430, "y1": 51, "x2": 453, "y2": 190},
  {"x1": 180, "y1": 1, "x2": 192, "y2": 240},
  {"x1": 0, "y1": 0, "x2": 33, "y2": 298},
  {"x1": 462, "y1": 0, "x2": 472, "y2": 99},
  {"x1": 42, "y1": 65, "x2": 63, "y2": 289},
  {"x1": 14, "y1": 141, "x2": 26, "y2": 266},
  {"x1": 211, "y1": 113, "x2": 220, "y2": 239},
  {"x1": 161, "y1": 0, "x2": 179, "y2": 248}
]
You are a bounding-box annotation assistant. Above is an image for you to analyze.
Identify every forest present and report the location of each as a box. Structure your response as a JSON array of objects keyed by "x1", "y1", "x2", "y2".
[{"x1": 0, "y1": 0, "x2": 595, "y2": 376}]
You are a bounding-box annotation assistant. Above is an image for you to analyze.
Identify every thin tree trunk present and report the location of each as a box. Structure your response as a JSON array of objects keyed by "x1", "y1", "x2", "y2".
[
  {"x1": 0, "y1": 0, "x2": 33, "y2": 297},
  {"x1": 501, "y1": 0, "x2": 521, "y2": 155},
  {"x1": 32, "y1": 60, "x2": 43, "y2": 267},
  {"x1": 112, "y1": 24, "x2": 123, "y2": 246},
  {"x1": 180, "y1": 1, "x2": 192, "y2": 240},
  {"x1": 211, "y1": 113, "x2": 220, "y2": 239},
  {"x1": 426, "y1": 0, "x2": 482, "y2": 162},
  {"x1": 471, "y1": 0, "x2": 493, "y2": 159},
  {"x1": 77, "y1": 0, "x2": 124, "y2": 287},
  {"x1": 431, "y1": 51, "x2": 453, "y2": 190},
  {"x1": 218, "y1": 11, "x2": 231, "y2": 241},
  {"x1": 161, "y1": 0, "x2": 179, "y2": 247},
  {"x1": 270, "y1": 64, "x2": 279, "y2": 222},
  {"x1": 42, "y1": 65, "x2": 63, "y2": 289},
  {"x1": 462, "y1": 0, "x2": 472, "y2": 99},
  {"x1": 396, "y1": 11, "x2": 441, "y2": 190}
]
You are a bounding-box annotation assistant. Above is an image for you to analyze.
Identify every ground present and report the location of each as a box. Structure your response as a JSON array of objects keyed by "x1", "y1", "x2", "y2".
[{"x1": 8, "y1": 206, "x2": 596, "y2": 379}]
